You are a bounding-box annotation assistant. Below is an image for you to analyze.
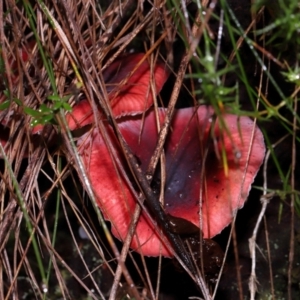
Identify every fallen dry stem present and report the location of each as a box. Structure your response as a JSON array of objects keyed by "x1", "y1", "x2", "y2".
[{"x1": 248, "y1": 133, "x2": 290, "y2": 299}]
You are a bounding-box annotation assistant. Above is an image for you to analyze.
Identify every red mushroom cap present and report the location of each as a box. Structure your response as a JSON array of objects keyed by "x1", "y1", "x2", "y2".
[
  {"x1": 77, "y1": 107, "x2": 265, "y2": 256},
  {"x1": 104, "y1": 53, "x2": 168, "y2": 117},
  {"x1": 66, "y1": 53, "x2": 168, "y2": 130},
  {"x1": 78, "y1": 123, "x2": 172, "y2": 256}
]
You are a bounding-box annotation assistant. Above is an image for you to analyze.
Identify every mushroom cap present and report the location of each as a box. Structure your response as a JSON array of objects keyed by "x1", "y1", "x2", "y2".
[
  {"x1": 66, "y1": 53, "x2": 168, "y2": 130},
  {"x1": 77, "y1": 107, "x2": 265, "y2": 256},
  {"x1": 104, "y1": 53, "x2": 168, "y2": 117}
]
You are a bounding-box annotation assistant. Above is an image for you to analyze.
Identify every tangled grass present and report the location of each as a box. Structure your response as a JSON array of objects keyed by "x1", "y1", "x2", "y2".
[{"x1": 0, "y1": 0, "x2": 300, "y2": 299}]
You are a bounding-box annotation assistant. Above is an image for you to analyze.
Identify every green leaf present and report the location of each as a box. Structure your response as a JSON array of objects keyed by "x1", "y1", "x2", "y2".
[
  {"x1": 0, "y1": 100, "x2": 10, "y2": 110},
  {"x1": 24, "y1": 107, "x2": 41, "y2": 117},
  {"x1": 47, "y1": 94, "x2": 62, "y2": 102},
  {"x1": 62, "y1": 102, "x2": 72, "y2": 111},
  {"x1": 38, "y1": 104, "x2": 53, "y2": 113},
  {"x1": 40, "y1": 114, "x2": 54, "y2": 124},
  {"x1": 52, "y1": 101, "x2": 63, "y2": 110},
  {"x1": 47, "y1": 94, "x2": 71, "y2": 102},
  {"x1": 14, "y1": 98, "x2": 23, "y2": 106},
  {"x1": 3, "y1": 89, "x2": 10, "y2": 97}
]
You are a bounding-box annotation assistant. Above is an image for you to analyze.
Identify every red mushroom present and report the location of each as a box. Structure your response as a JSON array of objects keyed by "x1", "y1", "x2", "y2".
[
  {"x1": 66, "y1": 53, "x2": 168, "y2": 130},
  {"x1": 1, "y1": 49, "x2": 266, "y2": 257},
  {"x1": 67, "y1": 54, "x2": 265, "y2": 257},
  {"x1": 76, "y1": 107, "x2": 265, "y2": 256}
]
